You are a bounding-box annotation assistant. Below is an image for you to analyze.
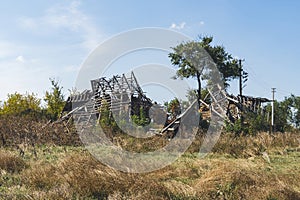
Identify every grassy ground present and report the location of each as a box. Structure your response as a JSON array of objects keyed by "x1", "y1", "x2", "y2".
[{"x1": 0, "y1": 132, "x2": 299, "y2": 200}]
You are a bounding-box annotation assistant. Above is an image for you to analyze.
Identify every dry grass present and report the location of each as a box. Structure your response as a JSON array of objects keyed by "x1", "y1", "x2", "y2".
[
  {"x1": 0, "y1": 150, "x2": 27, "y2": 173},
  {"x1": 0, "y1": 115, "x2": 81, "y2": 147},
  {"x1": 0, "y1": 132, "x2": 299, "y2": 199},
  {"x1": 19, "y1": 150, "x2": 172, "y2": 199},
  {"x1": 186, "y1": 132, "x2": 300, "y2": 158},
  {"x1": 191, "y1": 157, "x2": 300, "y2": 199}
]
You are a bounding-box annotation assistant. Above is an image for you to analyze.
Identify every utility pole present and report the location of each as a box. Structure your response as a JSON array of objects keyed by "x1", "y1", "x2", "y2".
[
  {"x1": 238, "y1": 59, "x2": 244, "y2": 129},
  {"x1": 239, "y1": 59, "x2": 243, "y2": 98},
  {"x1": 271, "y1": 88, "x2": 276, "y2": 133}
]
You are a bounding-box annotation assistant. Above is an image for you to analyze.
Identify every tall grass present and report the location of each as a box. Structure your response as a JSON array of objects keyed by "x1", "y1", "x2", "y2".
[
  {"x1": 186, "y1": 132, "x2": 300, "y2": 158},
  {"x1": 0, "y1": 131, "x2": 299, "y2": 199},
  {"x1": 0, "y1": 150, "x2": 27, "y2": 173}
]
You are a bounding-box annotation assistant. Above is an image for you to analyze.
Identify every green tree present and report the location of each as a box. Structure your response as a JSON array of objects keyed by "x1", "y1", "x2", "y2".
[
  {"x1": 225, "y1": 108, "x2": 270, "y2": 135},
  {"x1": 289, "y1": 95, "x2": 300, "y2": 128},
  {"x1": 273, "y1": 98, "x2": 293, "y2": 132},
  {"x1": 0, "y1": 92, "x2": 41, "y2": 116},
  {"x1": 225, "y1": 95, "x2": 298, "y2": 134},
  {"x1": 186, "y1": 88, "x2": 211, "y2": 105},
  {"x1": 44, "y1": 78, "x2": 65, "y2": 120},
  {"x1": 169, "y1": 36, "x2": 241, "y2": 109},
  {"x1": 167, "y1": 98, "x2": 181, "y2": 120},
  {"x1": 99, "y1": 99, "x2": 112, "y2": 126},
  {"x1": 131, "y1": 106, "x2": 151, "y2": 127},
  {"x1": 248, "y1": 110, "x2": 270, "y2": 133}
]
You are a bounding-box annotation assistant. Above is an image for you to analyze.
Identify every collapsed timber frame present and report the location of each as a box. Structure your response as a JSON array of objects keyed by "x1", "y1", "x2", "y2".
[
  {"x1": 60, "y1": 72, "x2": 153, "y2": 129},
  {"x1": 91, "y1": 71, "x2": 152, "y2": 119},
  {"x1": 59, "y1": 72, "x2": 271, "y2": 135}
]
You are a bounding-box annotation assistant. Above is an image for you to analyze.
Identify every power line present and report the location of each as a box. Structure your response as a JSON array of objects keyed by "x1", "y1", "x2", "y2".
[
  {"x1": 243, "y1": 62, "x2": 272, "y2": 90},
  {"x1": 242, "y1": 61, "x2": 295, "y2": 98},
  {"x1": 276, "y1": 88, "x2": 294, "y2": 95},
  {"x1": 240, "y1": 65, "x2": 271, "y2": 97}
]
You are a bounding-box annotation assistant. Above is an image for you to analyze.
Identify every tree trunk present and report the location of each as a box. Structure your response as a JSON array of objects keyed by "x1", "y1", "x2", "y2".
[
  {"x1": 196, "y1": 72, "x2": 203, "y2": 129},
  {"x1": 196, "y1": 72, "x2": 201, "y2": 109}
]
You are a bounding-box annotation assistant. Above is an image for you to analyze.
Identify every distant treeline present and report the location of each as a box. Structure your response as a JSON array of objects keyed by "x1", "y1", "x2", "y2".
[
  {"x1": 0, "y1": 78, "x2": 65, "y2": 121},
  {"x1": 224, "y1": 95, "x2": 300, "y2": 134},
  {"x1": 0, "y1": 78, "x2": 300, "y2": 148}
]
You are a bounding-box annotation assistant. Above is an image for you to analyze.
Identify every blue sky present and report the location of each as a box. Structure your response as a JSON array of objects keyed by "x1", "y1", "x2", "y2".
[{"x1": 0, "y1": 0, "x2": 299, "y2": 103}]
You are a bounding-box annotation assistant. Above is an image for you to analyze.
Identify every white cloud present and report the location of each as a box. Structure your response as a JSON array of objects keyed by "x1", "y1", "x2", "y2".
[
  {"x1": 0, "y1": 1, "x2": 104, "y2": 100},
  {"x1": 199, "y1": 21, "x2": 205, "y2": 26},
  {"x1": 0, "y1": 57, "x2": 78, "y2": 101},
  {"x1": 16, "y1": 55, "x2": 25, "y2": 63},
  {"x1": 0, "y1": 58, "x2": 49, "y2": 100},
  {"x1": 17, "y1": 1, "x2": 102, "y2": 51},
  {"x1": 170, "y1": 22, "x2": 186, "y2": 30}
]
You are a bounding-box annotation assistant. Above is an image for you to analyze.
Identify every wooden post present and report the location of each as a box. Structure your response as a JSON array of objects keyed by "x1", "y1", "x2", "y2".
[
  {"x1": 239, "y1": 59, "x2": 244, "y2": 128},
  {"x1": 271, "y1": 88, "x2": 276, "y2": 133},
  {"x1": 239, "y1": 59, "x2": 243, "y2": 98}
]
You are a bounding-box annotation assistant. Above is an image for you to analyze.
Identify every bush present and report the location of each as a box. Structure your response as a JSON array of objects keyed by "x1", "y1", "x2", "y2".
[
  {"x1": 0, "y1": 115, "x2": 81, "y2": 147},
  {"x1": 0, "y1": 92, "x2": 41, "y2": 116},
  {"x1": 0, "y1": 150, "x2": 27, "y2": 173},
  {"x1": 44, "y1": 78, "x2": 65, "y2": 120}
]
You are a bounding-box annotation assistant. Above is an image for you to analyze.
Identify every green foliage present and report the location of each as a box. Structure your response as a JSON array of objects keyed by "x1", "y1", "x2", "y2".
[
  {"x1": 269, "y1": 99, "x2": 293, "y2": 132},
  {"x1": 225, "y1": 119, "x2": 245, "y2": 135},
  {"x1": 169, "y1": 36, "x2": 241, "y2": 88},
  {"x1": 186, "y1": 89, "x2": 197, "y2": 104},
  {"x1": 226, "y1": 109, "x2": 276, "y2": 135},
  {"x1": 44, "y1": 78, "x2": 65, "y2": 120},
  {"x1": 225, "y1": 95, "x2": 298, "y2": 135},
  {"x1": 186, "y1": 88, "x2": 211, "y2": 105},
  {"x1": 247, "y1": 111, "x2": 270, "y2": 133},
  {"x1": 166, "y1": 98, "x2": 181, "y2": 120},
  {"x1": 131, "y1": 106, "x2": 150, "y2": 126},
  {"x1": 0, "y1": 92, "x2": 41, "y2": 116},
  {"x1": 97, "y1": 100, "x2": 120, "y2": 133},
  {"x1": 99, "y1": 100, "x2": 112, "y2": 126},
  {"x1": 288, "y1": 95, "x2": 300, "y2": 128},
  {"x1": 169, "y1": 36, "x2": 243, "y2": 118}
]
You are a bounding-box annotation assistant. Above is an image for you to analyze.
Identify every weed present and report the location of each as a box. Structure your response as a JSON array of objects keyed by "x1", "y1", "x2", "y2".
[{"x1": 0, "y1": 150, "x2": 27, "y2": 173}]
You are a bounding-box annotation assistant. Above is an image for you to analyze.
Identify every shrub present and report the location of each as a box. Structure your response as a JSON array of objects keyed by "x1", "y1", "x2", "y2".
[{"x1": 0, "y1": 150, "x2": 27, "y2": 173}]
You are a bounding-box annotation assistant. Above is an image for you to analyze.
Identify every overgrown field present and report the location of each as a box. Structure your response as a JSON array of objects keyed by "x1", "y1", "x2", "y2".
[{"x1": 0, "y1": 132, "x2": 299, "y2": 200}]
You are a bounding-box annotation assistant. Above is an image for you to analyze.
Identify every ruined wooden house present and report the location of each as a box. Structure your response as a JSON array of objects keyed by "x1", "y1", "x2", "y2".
[
  {"x1": 60, "y1": 72, "x2": 271, "y2": 135},
  {"x1": 61, "y1": 72, "x2": 153, "y2": 127},
  {"x1": 225, "y1": 94, "x2": 271, "y2": 123}
]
